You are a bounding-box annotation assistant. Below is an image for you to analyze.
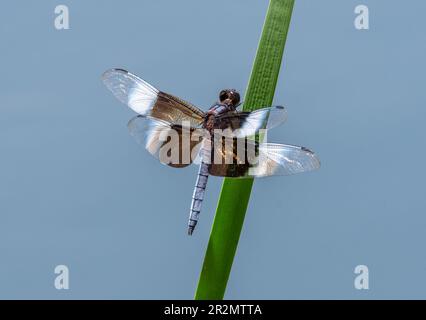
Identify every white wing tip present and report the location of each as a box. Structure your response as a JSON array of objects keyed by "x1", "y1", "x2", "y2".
[
  {"x1": 101, "y1": 68, "x2": 128, "y2": 80},
  {"x1": 300, "y1": 146, "x2": 321, "y2": 170},
  {"x1": 101, "y1": 68, "x2": 159, "y2": 115}
]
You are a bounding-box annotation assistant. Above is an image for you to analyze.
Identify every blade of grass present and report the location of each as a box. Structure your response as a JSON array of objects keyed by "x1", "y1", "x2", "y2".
[{"x1": 195, "y1": 0, "x2": 295, "y2": 300}]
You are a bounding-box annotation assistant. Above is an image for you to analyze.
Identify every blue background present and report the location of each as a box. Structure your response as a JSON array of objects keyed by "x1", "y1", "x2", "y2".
[{"x1": 1, "y1": 0, "x2": 426, "y2": 299}]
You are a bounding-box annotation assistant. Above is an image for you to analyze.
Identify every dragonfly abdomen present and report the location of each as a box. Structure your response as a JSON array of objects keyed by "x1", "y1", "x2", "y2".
[{"x1": 188, "y1": 162, "x2": 209, "y2": 235}]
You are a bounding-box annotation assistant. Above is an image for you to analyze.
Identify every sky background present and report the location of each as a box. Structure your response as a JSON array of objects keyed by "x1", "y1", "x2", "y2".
[{"x1": 1, "y1": 0, "x2": 426, "y2": 299}]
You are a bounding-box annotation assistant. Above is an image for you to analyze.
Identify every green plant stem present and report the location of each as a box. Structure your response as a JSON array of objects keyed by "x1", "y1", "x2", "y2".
[{"x1": 195, "y1": 0, "x2": 295, "y2": 300}]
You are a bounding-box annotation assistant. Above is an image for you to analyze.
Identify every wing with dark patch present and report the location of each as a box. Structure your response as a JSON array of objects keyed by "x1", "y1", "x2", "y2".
[
  {"x1": 207, "y1": 137, "x2": 320, "y2": 178},
  {"x1": 128, "y1": 115, "x2": 204, "y2": 168},
  {"x1": 213, "y1": 106, "x2": 287, "y2": 137},
  {"x1": 153, "y1": 91, "x2": 206, "y2": 127},
  {"x1": 102, "y1": 69, "x2": 205, "y2": 127},
  {"x1": 207, "y1": 137, "x2": 258, "y2": 177}
]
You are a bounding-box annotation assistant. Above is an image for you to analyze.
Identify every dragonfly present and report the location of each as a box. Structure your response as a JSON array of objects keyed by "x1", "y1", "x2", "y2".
[{"x1": 102, "y1": 68, "x2": 320, "y2": 235}]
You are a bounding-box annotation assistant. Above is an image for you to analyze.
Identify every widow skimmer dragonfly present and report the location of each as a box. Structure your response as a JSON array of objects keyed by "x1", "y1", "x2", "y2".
[{"x1": 102, "y1": 69, "x2": 320, "y2": 235}]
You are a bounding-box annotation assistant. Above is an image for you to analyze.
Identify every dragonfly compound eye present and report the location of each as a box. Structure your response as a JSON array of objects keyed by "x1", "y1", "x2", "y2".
[
  {"x1": 229, "y1": 90, "x2": 240, "y2": 106},
  {"x1": 219, "y1": 90, "x2": 228, "y2": 103}
]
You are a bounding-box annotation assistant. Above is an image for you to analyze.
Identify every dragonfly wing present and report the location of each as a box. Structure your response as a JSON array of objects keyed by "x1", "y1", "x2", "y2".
[
  {"x1": 249, "y1": 143, "x2": 320, "y2": 177},
  {"x1": 102, "y1": 69, "x2": 205, "y2": 126},
  {"x1": 207, "y1": 138, "x2": 320, "y2": 178},
  {"x1": 214, "y1": 106, "x2": 287, "y2": 138},
  {"x1": 128, "y1": 115, "x2": 204, "y2": 168},
  {"x1": 102, "y1": 68, "x2": 159, "y2": 115}
]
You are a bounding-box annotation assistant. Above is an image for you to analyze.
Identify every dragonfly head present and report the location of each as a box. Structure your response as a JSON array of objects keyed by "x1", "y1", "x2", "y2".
[{"x1": 219, "y1": 89, "x2": 240, "y2": 108}]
